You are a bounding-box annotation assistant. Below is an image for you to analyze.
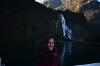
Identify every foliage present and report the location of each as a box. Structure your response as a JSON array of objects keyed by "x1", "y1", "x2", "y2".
[{"x1": 56, "y1": 0, "x2": 80, "y2": 12}]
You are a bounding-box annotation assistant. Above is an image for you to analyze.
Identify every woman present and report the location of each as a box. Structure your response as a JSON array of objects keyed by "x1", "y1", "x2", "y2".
[{"x1": 36, "y1": 35, "x2": 59, "y2": 66}]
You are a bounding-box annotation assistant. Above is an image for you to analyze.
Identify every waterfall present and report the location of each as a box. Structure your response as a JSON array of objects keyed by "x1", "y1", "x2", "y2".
[
  {"x1": 59, "y1": 14, "x2": 72, "y2": 39},
  {"x1": 59, "y1": 14, "x2": 72, "y2": 66}
]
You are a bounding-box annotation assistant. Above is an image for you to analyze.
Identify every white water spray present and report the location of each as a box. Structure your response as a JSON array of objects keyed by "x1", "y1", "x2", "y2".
[{"x1": 59, "y1": 14, "x2": 72, "y2": 39}]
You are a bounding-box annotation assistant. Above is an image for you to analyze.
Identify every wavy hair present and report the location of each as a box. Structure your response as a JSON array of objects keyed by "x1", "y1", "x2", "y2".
[{"x1": 36, "y1": 35, "x2": 57, "y2": 55}]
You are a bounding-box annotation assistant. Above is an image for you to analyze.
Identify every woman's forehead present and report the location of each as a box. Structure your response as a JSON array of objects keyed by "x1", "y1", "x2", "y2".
[
  {"x1": 49, "y1": 38, "x2": 54, "y2": 40},
  {"x1": 49, "y1": 38, "x2": 54, "y2": 41}
]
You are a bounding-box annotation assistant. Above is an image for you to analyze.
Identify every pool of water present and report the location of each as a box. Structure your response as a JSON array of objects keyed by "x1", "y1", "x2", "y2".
[
  {"x1": 57, "y1": 41, "x2": 100, "y2": 66},
  {"x1": 0, "y1": 40, "x2": 100, "y2": 66}
]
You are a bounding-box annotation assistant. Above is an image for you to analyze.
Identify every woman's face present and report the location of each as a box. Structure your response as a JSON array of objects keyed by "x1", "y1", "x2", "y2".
[{"x1": 47, "y1": 38, "x2": 55, "y2": 51}]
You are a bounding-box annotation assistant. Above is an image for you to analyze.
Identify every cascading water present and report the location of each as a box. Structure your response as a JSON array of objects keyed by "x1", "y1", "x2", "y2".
[
  {"x1": 59, "y1": 13, "x2": 72, "y2": 66},
  {"x1": 59, "y1": 14, "x2": 72, "y2": 40}
]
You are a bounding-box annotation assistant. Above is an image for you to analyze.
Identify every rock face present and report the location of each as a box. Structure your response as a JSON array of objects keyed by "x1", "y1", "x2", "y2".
[
  {"x1": 35, "y1": 0, "x2": 80, "y2": 12},
  {"x1": 80, "y1": 0, "x2": 100, "y2": 22},
  {"x1": 34, "y1": 0, "x2": 100, "y2": 41},
  {"x1": 35, "y1": 0, "x2": 62, "y2": 8},
  {"x1": 56, "y1": 0, "x2": 80, "y2": 12},
  {"x1": 80, "y1": 0, "x2": 100, "y2": 41}
]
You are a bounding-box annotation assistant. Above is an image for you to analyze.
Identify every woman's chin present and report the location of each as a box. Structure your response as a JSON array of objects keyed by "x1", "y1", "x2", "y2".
[{"x1": 49, "y1": 48, "x2": 53, "y2": 51}]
